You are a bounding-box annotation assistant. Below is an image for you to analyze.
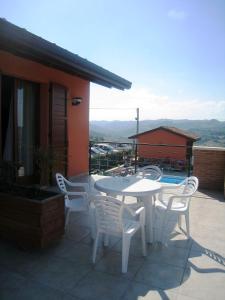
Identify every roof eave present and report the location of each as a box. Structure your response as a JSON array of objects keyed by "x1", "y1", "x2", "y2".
[
  {"x1": 129, "y1": 127, "x2": 199, "y2": 141},
  {"x1": 0, "y1": 19, "x2": 131, "y2": 90}
]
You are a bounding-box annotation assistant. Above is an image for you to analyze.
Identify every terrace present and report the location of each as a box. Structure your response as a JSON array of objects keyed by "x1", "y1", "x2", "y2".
[
  {"x1": 1, "y1": 173, "x2": 225, "y2": 300},
  {"x1": 1, "y1": 18, "x2": 224, "y2": 300}
]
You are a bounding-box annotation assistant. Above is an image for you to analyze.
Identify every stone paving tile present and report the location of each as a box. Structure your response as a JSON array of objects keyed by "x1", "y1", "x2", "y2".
[
  {"x1": 134, "y1": 262, "x2": 184, "y2": 290},
  {"x1": 0, "y1": 267, "x2": 27, "y2": 300},
  {"x1": 166, "y1": 232, "x2": 193, "y2": 250},
  {"x1": 27, "y1": 255, "x2": 92, "y2": 293},
  {"x1": 190, "y1": 236, "x2": 225, "y2": 257},
  {"x1": 0, "y1": 189, "x2": 224, "y2": 300},
  {"x1": 69, "y1": 211, "x2": 92, "y2": 227},
  {"x1": 64, "y1": 224, "x2": 91, "y2": 242},
  {"x1": 12, "y1": 279, "x2": 79, "y2": 300},
  {"x1": 190, "y1": 239, "x2": 225, "y2": 259},
  {"x1": 146, "y1": 244, "x2": 190, "y2": 268},
  {"x1": 52, "y1": 241, "x2": 101, "y2": 263},
  {"x1": 94, "y1": 250, "x2": 145, "y2": 279},
  {"x1": 178, "y1": 260, "x2": 225, "y2": 300},
  {"x1": 71, "y1": 270, "x2": 131, "y2": 300},
  {"x1": 112, "y1": 236, "x2": 149, "y2": 257},
  {"x1": 81, "y1": 232, "x2": 121, "y2": 249},
  {"x1": 49, "y1": 239, "x2": 104, "y2": 264},
  {"x1": 176, "y1": 294, "x2": 199, "y2": 300},
  {"x1": 188, "y1": 250, "x2": 225, "y2": 271},
  {"x1": 0, "y1": 240, "x2": 42, "y2": 276},
  {"x1": 0, "y1": 265, "x2": 79, "y2": 300},
  {"x1": 190, "y1": 223, "x2": 225, "y2": 241},
  {"x1": 121, "y1": 281, "x2": 178, "y2": 300}
]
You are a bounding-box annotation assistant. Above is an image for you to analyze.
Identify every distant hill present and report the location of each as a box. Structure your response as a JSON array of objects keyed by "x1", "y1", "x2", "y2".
[{"x1": 90, "y1": 119, "x2": 225, "y2": 147}]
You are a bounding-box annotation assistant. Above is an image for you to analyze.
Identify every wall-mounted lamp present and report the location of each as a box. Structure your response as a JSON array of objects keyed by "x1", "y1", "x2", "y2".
[{"x1": 72, "y1": 97, "x2": 83, "y2": 106}]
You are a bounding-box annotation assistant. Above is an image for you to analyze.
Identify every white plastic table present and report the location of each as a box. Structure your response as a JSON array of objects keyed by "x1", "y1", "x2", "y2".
[{"x1": 94, "y1": 176, "x2": 161, "y2": 243}]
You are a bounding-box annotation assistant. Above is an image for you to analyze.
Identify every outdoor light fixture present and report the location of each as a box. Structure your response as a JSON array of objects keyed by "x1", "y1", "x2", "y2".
[{"x1": 72, "y1": 97, "x2": 83, "y2": 106}]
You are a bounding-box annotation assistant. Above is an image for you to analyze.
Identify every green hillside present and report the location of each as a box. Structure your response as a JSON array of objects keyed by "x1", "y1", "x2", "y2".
[{"x1": 90, "y1": 119, "x2": 225, "y2": 147}]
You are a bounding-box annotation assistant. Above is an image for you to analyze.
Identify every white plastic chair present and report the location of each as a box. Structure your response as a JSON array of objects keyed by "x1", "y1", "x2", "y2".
[
  {"x1": 138, "y1": 165, "x2": 163, "y2": 181},
  {"x1": 92, "y1": 195, "x2": 146, "y2": 273},
  {"x1": 56, "y1": 173, "x2": 89, "y2": 227},
  {"x1": 133, "y1": 165, "x2": 162, "y2": 204},
  {"x1": 155, "y1": 176, "x2": 199, "y2": 243}
]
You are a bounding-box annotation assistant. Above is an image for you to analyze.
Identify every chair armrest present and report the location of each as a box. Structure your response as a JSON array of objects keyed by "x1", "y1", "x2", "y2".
[
  {"x1": 166, "y1": 193, "x2": 192, "y2": 210},
  {"x1": 65, "y1": 191, "x2": 88, "y2": 198},
  {"x1": 135, "y1": 206, "x2": 145, "y2": 225},
  {"x1": 134, "y1": 206, "x2": 145, "y2": 216},
  {"x1": 125, "y1": 205, "x2": 145, "y2": 225},
  {"x1": 156, "y1": 176, "x2": 162, "y2": 182},
  {"x1": 66, "y1": 181, "x2": 89, "y2": 192}
]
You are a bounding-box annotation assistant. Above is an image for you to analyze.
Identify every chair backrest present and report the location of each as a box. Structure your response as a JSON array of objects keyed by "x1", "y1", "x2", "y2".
[
  {"x1": 55, "y1": 173, "x2": 69, "y2": 202},
  {"x1": 182, "y1": 176, "x2": 199, "y2": 195},
  {"x1": 140, "y1": 165, "x2": 163, "y2": 181},
  {"x1": 174, "y1": 176, "x2": 199, "y2": 209},
  {"x1": 93, "y1": 195, "x2": 125, "y2": 235}
]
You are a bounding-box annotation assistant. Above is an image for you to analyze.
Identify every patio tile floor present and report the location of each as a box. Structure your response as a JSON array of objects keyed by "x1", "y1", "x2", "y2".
[{"x1": 0, "y1": 188, "x2": 225, "y2": 300}]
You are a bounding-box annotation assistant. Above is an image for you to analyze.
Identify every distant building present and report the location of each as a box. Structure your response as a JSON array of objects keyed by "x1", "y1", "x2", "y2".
[{"x1": 129, "y1": 126, "x2": 199, "y2": 169}]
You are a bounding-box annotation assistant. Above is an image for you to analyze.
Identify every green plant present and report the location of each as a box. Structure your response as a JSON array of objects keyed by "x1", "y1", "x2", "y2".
[
  {"x1": 0, "y1": 160, "x2": 22, "y2": 188},
  {"x1": 34, "y1": 147, "x2": 66, "y2": 186}
]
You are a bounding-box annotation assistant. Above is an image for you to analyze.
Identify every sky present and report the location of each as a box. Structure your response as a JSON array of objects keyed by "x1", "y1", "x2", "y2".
[{"x1": 1, "y1": 0, "x2": 225, "y2": 121}]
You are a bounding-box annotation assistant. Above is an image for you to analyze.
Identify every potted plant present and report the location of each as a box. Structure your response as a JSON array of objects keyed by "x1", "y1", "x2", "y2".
[{"x1": 0, "y1": 160, "x2": 65, "y2": 249}]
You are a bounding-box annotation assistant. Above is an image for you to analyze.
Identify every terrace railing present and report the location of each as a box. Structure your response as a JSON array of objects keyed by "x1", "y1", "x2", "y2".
[{"x1": 89, "y1": 141, "x2": 193, "y2": 177}]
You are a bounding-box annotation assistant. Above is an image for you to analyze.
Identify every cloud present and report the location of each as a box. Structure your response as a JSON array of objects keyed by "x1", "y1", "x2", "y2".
[
  {"x1": 90, "y1": 84, "x2": 225, "y2": 121},
  {"x1": 168, "y1": 9, "x2": 188, "y2": 20}
]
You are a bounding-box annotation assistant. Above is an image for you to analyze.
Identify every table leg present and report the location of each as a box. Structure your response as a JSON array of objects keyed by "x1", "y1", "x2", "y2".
[{"x1": 142, "y1": 195, "x2": 154, "y2": 244}]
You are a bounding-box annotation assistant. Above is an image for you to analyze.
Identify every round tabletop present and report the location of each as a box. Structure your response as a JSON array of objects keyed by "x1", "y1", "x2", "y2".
[{"x1": 94, "y1": 175, "x2": 161, "y2": 197}]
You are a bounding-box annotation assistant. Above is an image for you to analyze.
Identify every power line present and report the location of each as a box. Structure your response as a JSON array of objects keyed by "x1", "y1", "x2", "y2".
[{"x1": 90, "y1": 107, "x2": 137, "y2": 110}]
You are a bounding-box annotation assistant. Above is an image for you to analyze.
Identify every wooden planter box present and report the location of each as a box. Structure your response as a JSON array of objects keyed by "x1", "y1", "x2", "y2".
[{"x1": 0, "y1": 188, "x2": 65, "y2": 249}]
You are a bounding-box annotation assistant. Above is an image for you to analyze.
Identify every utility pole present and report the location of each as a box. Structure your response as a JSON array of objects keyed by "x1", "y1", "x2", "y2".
[
  {"x1": 136, "y1": 107, "x2": 139, "y2": 135},
  {"x1": 134, "y1": 108, "x2": 139, "y2": 173}
]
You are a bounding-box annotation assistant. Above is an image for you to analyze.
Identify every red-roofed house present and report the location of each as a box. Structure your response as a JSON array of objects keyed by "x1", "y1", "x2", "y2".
[{"x1": 129, "y1": 126, "x2": 199, "y2": 169}]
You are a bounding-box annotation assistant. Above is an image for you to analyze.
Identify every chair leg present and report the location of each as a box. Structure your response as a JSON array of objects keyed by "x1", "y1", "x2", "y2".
[
  {"x1": 185, "y1": 213, "x2": 190, "y2": 238},
  {"x1": 92, "y1": 232, "x2": 100, "y2": 264},
  {"x1": 141, "y1": 226, "x2": 147, "y2": 256},
  {"x1": 89, "y1": 203, "x2": 96, "y2": 239},
  {"x1": 159, "y1": 211, "x2": 167, "y2": 243},
  {"x1": 122, "y1": 234, "x2": 131, "y2": 273},
  {"x1": 178, "y1": 214, "x2": 182, "y2": 230},
  {"x1": 103, "y1": 234, "x2": 109, "y2": 247},
  {"x1": 65, "y1": 208, "x2": 71, "y2": 228},
  {"x1": 137, "y1": 197, "x2": 141, "y2": 203}
]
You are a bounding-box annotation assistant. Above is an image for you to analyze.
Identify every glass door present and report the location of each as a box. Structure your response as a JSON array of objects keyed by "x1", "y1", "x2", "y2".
[
  {"x1": 1, "y1": 75, "x2": 39, "y2": 182},
  {"x1": 16, "y1": 80, "x2": 39, "y2": 179},
  {"x1": 1, "y1": 76, "x2": 14, "y2": 162}
]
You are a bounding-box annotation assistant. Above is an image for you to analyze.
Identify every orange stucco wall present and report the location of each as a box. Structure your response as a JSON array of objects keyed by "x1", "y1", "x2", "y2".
[
  {"x1": 135, "y1": 129, "x2": 188, "y2": 161},
  {"x1": 0, "y1": 50, "x2": 89, "y2": 176}
]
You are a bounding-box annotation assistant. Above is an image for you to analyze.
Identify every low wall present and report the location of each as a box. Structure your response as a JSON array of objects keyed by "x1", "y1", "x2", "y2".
[{"x1": 193, "y1": 146, "x2": 225, "y2": 191}]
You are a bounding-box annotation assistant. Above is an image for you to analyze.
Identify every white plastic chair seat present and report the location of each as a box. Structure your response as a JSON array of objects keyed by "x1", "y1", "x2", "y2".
[
  {"x1": 132, "y1": 165, "x2": 162, "y2": 205},
  {"x1": 92, "y1": 195, "x2": 146, "y2": 273},
  {"x1": 154, "y1": 176, "x2": 199, "y2": 243},
  {"x1": 138, "y1": 165, "x2": 163, "y2": 181},
  {"x1": 65, "y1": 197, "x2": 88, "y2": 212},
  {"x1": 155, "y1": 199, "x2": 188, "y2": 212},
  {"x1": 56, "y1": 173, "x2": 90, "y2": 227}
]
